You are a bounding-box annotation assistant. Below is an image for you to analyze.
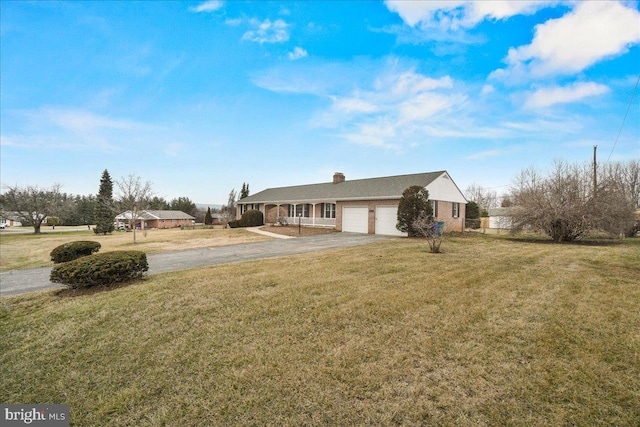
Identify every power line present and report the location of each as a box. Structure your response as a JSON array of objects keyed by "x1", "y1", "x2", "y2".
[{"x1": 607, "y1": 74, "x2": 640, "y2": 163}]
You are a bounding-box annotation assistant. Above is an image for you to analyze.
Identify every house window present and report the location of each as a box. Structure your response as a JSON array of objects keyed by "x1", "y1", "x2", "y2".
[
  {"x1": 288, "y1": 204, "x2": 295, "y2": 217},
  {"x1": 296, "y1": 204, "x2": 310, "y2": 217},
  {"x1": 452, "y1": 203, "x2": 460, "y2": 218},
  {"x1": 431, "y1": 200, "x2": 438, "y2": 218},
  {"x1": 322, "y1": 203, "x2": 336, "y2": 219}
]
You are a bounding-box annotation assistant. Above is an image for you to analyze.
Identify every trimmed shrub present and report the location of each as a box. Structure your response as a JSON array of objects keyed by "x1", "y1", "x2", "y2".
[
  {"x1": 50, "y1": 251, "x2": 148, "y2": 288},
  {"x1": 241, "y1": 209, "x2": 264, "y2": 227},
  {"x1": 50, "y1": 241, "x2": 102, "y2": 264},
  {"x1": 228, "y1": 220, "x2": 242, "y2": 228}
]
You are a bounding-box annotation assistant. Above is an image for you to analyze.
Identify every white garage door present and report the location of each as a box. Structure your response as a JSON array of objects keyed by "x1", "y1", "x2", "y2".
[
  {"x1": 375, "y1": 206, "x2": 407, "y2": 236},
  {"x1": 342, "y1": 207, "x2": 369, "y2": 234}
]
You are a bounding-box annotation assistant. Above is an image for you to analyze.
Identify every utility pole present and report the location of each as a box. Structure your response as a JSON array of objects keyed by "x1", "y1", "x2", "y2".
[{"x1": 593, "y1": 145, "x2": 597, "y2": 198}]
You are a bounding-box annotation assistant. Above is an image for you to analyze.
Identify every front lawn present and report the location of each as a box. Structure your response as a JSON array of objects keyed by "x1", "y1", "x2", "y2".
[
  {"x1": 1, "y1": 235, "x2": 638, "y2": 426},
  {"x1": 0, "y1": 227, "x2": 270, "y2": 272}
]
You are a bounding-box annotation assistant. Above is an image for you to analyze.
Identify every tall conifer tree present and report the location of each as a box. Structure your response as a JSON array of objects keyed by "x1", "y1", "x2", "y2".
[
  {"x1": 240, "y1": 183, "x2": 250, "y2": 199},
  {"x1": 204, "y1": 207, "x2": 213, "y2": 225},
  {"x1": 94, "y1": 169, "x2": 115, "y2": 234}
]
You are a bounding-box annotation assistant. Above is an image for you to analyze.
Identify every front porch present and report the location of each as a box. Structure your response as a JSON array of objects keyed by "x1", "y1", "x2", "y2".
[{"x1": 240, "y1": 202, "x2": 337, "y2": 229}]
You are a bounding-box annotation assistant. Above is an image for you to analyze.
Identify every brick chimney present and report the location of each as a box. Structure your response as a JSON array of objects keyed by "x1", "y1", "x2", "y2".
[{"x1": 333, "y1": 172, "x2": 345, "y2": 184}]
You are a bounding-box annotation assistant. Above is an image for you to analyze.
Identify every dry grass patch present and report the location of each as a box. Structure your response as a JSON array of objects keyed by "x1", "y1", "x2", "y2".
[
  {"x1": 0, "y1": 228, "x2": 270, "y2": 271},
  {"x1": 260, "y1": 225, "x2": 337, "y2": 237},
  {"x1": 1, "y1": 235, "x2": 639, "y2": 426}
]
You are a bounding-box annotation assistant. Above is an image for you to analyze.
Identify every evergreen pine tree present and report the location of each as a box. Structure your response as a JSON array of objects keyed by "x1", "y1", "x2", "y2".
[
  {"x1": 396, "y1": 186, "x2": 432, "y2": 236},
  {"x1": 204, "y1": 207, "x2": 213, "y2": 225},
  {"x1": 240, "y1": 182, "x2": 250, "y2": 199},
  {"x1": 94, "y1": 169, "x2": 115, "y2": 234}
]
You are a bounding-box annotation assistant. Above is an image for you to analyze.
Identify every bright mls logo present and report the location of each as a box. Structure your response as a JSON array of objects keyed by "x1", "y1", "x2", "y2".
[{"x1": 1, "y1": 405, "x2": 69, "y2": 426}]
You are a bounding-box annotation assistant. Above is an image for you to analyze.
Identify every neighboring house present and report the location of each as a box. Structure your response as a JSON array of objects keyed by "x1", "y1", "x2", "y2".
[
  {"x1": 237, "y1": 171, "x2": 467, "y2": 236},
  {"x1": 115, "y1": 210, "x2": 195, "y2": 229},
  {"x1": 211, "y1": 213, "x2": 223, "y2": 225},
  {"x1": 488, "y1": 207, "x2": 516, "y2": 229},
  {"x1": 0, "y1": 212, "x2": 24, "y2": 227}
]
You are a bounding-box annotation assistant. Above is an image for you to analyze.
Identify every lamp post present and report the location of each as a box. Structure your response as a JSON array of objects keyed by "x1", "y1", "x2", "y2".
[{"x1": 298, "y1": 213, "x2": 302, "y2": 235}]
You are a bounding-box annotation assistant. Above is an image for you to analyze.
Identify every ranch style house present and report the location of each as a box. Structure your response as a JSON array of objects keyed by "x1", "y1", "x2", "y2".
[
  {"x1": 237, "y1": 171, "x2": 467, "y2": 236},
  {"x1": 115, "y1": 210, "x2": 195, "y2": 229}
]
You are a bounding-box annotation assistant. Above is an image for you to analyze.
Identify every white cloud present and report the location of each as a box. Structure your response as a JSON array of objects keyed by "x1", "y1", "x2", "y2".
[
  {"x1": 288, "y1": 47, "x2": 308, "y2": 60},
  {"x1": 163, "y1": 142, "x2": 185, "y2": 157},
  {"x1": 318, "y1": 70, "x2": 472, "y2": 147},
  {"x1": 35, "y1": 108, "x2": 144, "y2": 133},
  {"x1": 254, "y1": 59, "x2": 543, "y2": 148},
  {"x1": 481, "y1": 84, "x2": 495, "y2": 96},
  {"x1": 331, "y1": 96, "x2": 378, "y2": 114},
  {"x1": 524, "y1": 82, "x2": 610, "y2": 109},
  {"x1": 466, "y1": 149, "x2": 504, "y2": 160},
  {"x1": 225, "y1": 18, "x2": 243, "y2": 26},
  {"x1": 2, "y1": 107, "x2": 160, "y2": 151},
  {"x1": 190, "y1": 1, "x2": 224, "y2": 13},
  {"x1": 492, "y1": 1, "x2": 640, "y2": 80},
  {"x1": 242, "y1": 19, "x2": 289, "y2": 44},
  {"x1": 385, "y1": 0, "x2": 559, "y2": 29}
]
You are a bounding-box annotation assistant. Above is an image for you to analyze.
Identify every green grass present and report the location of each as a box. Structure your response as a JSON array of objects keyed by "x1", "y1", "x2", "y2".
[{"x1": 1, "y1": 235, "x2": 639, "y2": 426}]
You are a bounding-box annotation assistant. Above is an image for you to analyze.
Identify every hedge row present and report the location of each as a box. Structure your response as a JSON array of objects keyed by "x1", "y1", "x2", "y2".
[
  {"x1": 50, "y1": 251, "x2": 149, "y2": 289},
  {"x1": 228, "y1": 209, "x2": 264, "y2": 228},
  {"x1": 50, "y1": 241, "x2": 102, "y2": 264}
]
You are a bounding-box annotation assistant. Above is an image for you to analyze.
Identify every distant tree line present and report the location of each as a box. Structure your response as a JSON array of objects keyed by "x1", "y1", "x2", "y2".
[{"x1": 0, "y1": 169, "x2": 224, "y2": 234}]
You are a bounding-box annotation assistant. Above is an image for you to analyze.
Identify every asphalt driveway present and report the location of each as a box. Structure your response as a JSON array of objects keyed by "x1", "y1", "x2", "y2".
[{"x1": 0, "y1": 233, "x2": 390, "y2": 297}]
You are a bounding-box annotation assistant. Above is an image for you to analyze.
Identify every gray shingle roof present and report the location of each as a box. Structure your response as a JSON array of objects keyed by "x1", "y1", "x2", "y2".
[
  {"x1": 239, "y1": 171, "x2": 446, "y2": 204},
  {"x1": 142, "y1": 210, "x2": 195, "y2": 220}
]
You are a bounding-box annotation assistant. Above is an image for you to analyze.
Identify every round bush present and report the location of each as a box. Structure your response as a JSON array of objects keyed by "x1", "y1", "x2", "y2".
[
  {"x1": 50, "y1": 250, "x2": 148, "y2": 289},
  {"x1": 240, "y1": 209, "x2": 264, "y2": 227},
  {"x1": 50, "y1": 241, "x2": 102, "y2": 264}
]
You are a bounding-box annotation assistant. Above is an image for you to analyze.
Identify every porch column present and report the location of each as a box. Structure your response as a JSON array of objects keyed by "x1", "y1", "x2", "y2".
[{"x1": 312, "y1": 203, "x2": 317, "y2": 226}]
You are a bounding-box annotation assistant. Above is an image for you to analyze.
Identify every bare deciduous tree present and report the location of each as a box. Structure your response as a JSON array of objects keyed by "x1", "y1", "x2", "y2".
[
  {"x1": 220, "y1": 188, "x2": 237, "y2": 227},
  {"x1": 115, "y1": 174, "x2": 154, "y2": 243},
  {"x1": 465, "y1": 184, "x2": 498, "y2": 214},
  {"x1": 0, "y1": 184, "x2": 66, "y2": 234},
  {"x1": 412, "y1": 212, "x2": 445, "y2": 253},
  {"x1": 510, "y1": 160, "x2": 636, "y2": 242}
]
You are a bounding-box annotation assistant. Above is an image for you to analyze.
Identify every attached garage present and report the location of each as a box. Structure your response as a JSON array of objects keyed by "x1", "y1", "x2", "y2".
[
  {"x1": 375, "y1": 205, "x2": 407, "y2": 237},
  {"x1": 342, "y1": 206, "x2": 369, "y2": 234}
]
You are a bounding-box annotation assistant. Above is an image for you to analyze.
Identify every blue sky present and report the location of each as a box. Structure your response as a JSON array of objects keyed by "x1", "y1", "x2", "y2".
[{"x1": 1, "y1": 1, "x2": 639, "y2": 204}]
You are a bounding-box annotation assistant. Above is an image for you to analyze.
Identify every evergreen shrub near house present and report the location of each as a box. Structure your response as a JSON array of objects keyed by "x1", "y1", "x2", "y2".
[
  {"x1": 50, "y1": 251, "x2": 148, "y2": 288},
  {"x1": 50, "y1": 241, "x2": 102, "y2": 264},
  {"x1": 226, "y1": 210, "x2": 263, "y2": 228},
  {"x1": 240, "y1": 209, "x2": 264, "y2": 227}
]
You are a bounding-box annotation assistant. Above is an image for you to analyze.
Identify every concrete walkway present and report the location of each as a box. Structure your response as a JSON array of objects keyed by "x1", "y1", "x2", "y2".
[
  {"x1": 245, "y1": 226, "x2": 296, "y2": 239},
  {"x1": 0, "y1": 233, "x2": 389, "y2": 297}
]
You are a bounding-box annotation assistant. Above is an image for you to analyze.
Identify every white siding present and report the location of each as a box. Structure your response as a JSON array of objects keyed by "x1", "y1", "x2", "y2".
[{"x1": 425, "y1": 172, "x2": 467, "y2": 203}]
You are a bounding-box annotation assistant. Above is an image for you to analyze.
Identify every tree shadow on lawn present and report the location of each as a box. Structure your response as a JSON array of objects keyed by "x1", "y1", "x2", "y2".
[
  {"x1": 53, "y1": 279, "x2": 145, "y2": 298},
  {"x1": 505, "y1": 236, "x2": 626, "y2": 247}
]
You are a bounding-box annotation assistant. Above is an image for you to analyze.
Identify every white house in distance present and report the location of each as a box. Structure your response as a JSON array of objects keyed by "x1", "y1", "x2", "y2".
[
  {"x1": 237, "y1": 171, "x2": 467, "y2": 236},
  {"x1": 488, "y1": 208, "x2": 516, "y2": 230},
  {"x1": 0, "y1": 212, "x2": 23, "y2": 228}
]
